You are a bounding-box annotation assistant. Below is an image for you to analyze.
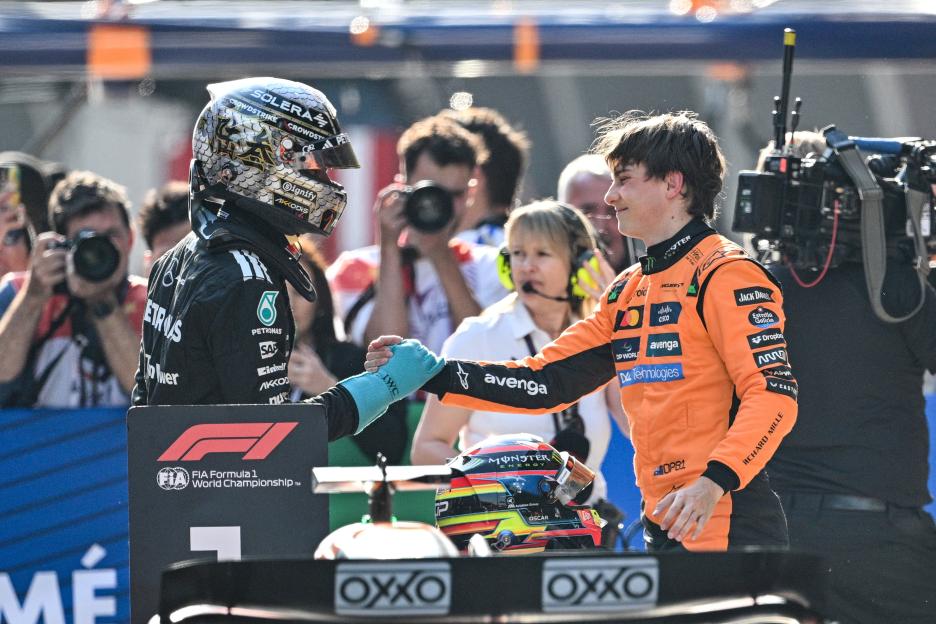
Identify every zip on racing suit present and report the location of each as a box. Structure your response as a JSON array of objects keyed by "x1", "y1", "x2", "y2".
[
  {"x1": 131, "y1": 206, "x2": 359, "y2": 441},
  {"x1": 424, "y1": 218, "x2": 797, "y2": 550}
]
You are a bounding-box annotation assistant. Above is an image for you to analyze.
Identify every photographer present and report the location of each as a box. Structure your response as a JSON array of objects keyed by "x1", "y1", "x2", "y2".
[
  {"x1": 759, "y1": 131, "x2": 936, "y2": 623},
  {"x1": 0, "y1": 152, "x2": 58, "y2": 279},
  {"x1": 328, "y1": 115, "x2": 507, "y2": 353},
  {"x1": 0, "y1": 171, "x2": 145, "y2": 407},
  {"x1": 442, "y1": 106, "x2": 530, "y2": 247}
]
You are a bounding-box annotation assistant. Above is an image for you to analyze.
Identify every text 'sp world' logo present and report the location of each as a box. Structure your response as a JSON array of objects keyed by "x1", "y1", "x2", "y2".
[
  {"x1": 611, "y1": 337, "x2": 640, "y2": 363},
  {"x1": 158, "y1": 422, "x2": 298, "y2": 461}
]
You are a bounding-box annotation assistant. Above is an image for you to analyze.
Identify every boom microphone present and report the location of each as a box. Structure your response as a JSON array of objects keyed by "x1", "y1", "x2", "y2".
[{"x1": 521, "y1": 282, "x2": 569, "y2": 302}]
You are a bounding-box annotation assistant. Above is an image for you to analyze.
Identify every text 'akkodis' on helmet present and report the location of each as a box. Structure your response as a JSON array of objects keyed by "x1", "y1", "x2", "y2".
[
  {"x1": 191, "y1": 77, "x2": 360, "y2": 237},
  {"x1": 435, "y1": 434, "x2": 604, "y2": 554}
]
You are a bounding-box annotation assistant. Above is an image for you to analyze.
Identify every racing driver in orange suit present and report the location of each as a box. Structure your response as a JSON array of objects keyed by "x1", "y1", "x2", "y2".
[{"x1": 367, "y1": 111, "x2": 797, "y2": 552}]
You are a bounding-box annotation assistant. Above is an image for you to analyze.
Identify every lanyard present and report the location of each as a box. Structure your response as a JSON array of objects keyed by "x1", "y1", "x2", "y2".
[{"x1": 521, "y1": 333, "x2": 583, "y2": 436}]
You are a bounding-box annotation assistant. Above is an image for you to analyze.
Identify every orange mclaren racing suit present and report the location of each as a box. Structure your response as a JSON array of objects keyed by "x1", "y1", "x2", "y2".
[{"x1": 423, "y1": 218, "x2": 797, "y2": 551}]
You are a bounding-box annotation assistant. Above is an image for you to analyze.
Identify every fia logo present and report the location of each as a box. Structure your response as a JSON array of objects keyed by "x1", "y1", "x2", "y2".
[
  {"x1": 156, "y1": 466, "x2": 190, "y2": 490},
  {"x1": 257, "y1": 290, "x2": 279, "y2": 326}
]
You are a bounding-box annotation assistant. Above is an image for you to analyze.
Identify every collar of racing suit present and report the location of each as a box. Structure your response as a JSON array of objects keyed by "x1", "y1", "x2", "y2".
[
  {"x1": 640, "y1": 218, "x2": 716, "y2": 275},
  {"x1": 191, "y1": 197, "x2": 317, "y2": 302}
]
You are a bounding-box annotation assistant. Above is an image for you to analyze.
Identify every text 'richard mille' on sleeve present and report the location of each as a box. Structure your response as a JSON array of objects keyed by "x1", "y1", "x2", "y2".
[
  {"x1": 424, "y1": 306, "x2": 616, "y2": 415},
  {"x1": 702, "y1": 260, "x2": 798, "y2": 490}
]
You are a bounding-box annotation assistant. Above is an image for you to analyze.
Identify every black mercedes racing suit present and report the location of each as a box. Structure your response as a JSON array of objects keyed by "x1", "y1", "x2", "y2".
[{"x1": 131, "y1": 224, "x2": 358, "y2": 441}]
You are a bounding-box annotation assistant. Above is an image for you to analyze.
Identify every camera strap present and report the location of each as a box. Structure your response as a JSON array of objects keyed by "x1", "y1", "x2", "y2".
[{"x1": 828, "y1": 132, "x2": 926, "y2": 323}]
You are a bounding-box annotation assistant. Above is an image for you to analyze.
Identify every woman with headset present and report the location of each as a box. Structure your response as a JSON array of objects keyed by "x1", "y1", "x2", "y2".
[{"x1": 411, "y1": 200, "x2": 625, "y2": 517}]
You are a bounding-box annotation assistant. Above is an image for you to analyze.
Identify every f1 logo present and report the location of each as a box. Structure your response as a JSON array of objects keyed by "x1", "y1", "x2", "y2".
[{"x1": 158, "y1": 422, "x2": 298, "y2": 461}]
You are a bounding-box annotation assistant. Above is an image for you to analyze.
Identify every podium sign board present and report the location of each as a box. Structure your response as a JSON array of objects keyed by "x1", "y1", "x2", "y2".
[{"x1": 127, "y1": 404, "x2": 329, "y2": 624}]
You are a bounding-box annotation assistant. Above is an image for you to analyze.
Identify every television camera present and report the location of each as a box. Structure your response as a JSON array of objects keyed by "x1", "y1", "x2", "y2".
[{"x1": 732, "y1": 28, "x2": 936, "y2": 322}]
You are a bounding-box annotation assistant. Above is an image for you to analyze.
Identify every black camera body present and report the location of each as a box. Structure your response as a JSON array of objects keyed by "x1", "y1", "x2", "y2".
[
  {"x1": 733, "y1": 130, "x2": 936, "y2": 270},
  {"x1": 404, "y1": 180, "x2": 455, "y2": 233},
  {"x1": 51, "y1": 229, "x2": 121, "y2": 291}
]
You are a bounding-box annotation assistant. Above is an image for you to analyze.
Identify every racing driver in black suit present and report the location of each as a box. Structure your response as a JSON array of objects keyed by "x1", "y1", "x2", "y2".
[{"x1": 132, "y1": 77, "x2": 444, "y2": 440}]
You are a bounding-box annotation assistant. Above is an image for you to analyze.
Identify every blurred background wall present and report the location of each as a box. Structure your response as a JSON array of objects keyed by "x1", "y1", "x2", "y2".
[{"x1": 2, "y1": 0, "x2": 935, "y2": 269}]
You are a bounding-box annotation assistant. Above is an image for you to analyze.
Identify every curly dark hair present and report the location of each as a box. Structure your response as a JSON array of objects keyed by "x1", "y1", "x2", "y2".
[
  {"x1": 442, "y1": 107, "x2": 529, "y2": 208},
  {"x1": 138, "y1": 181, "x2": 189, "y2": 249},
  {"x1": 397, "y1": 115, "x2": 487, "y2": 178},
  {"x1": 48, "y1": 170, "x2": 131, "y2": 235},
  {"x1": 592, "y1": 111, "x2": 725, "y2": 221}
]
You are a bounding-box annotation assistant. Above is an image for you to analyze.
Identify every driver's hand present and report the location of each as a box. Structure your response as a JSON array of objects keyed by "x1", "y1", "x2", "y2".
[{"x1": 365, "y1": 335, "x2": 403, "y2": 372}]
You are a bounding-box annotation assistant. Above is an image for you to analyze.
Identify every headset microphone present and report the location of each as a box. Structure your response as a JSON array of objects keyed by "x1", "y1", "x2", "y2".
[{"x1": 521, "y1": 282, "x2": 570, "y2": 302}]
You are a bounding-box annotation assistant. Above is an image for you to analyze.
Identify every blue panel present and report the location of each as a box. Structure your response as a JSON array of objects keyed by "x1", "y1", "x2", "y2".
[{"x1": 0, "y1": 408, "x2": 128, "y2": 624}]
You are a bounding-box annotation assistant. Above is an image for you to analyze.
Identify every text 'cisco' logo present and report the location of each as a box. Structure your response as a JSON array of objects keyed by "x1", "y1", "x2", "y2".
[
  {"x1": 158, "y1": 422, "x2": 298, "y2": 461},
  {"x1": 335, "y1": 562, "x2": 451, "y2": 616},
  {"x1": 542, "y1": 558, "x2": 659, "y2": 612}
]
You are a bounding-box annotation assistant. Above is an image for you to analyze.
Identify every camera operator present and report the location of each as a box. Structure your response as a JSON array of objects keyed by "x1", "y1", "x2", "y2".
[
  {"x1": 328, "y1": 115, "x2": 508, "y2": 353},
  {"x1": 0, "y1": 171, "x2": 145, "y2": 407},
  {"x1": 759, "y1": 131, "x2": 936, "y2": 624}
]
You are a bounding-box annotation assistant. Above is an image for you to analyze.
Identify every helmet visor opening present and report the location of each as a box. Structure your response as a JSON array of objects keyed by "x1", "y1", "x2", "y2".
[
  {"x1": 553, "y1": 452, "x2": 596, "y2": 505},
  {"x1": 305, "y1": 133, "x2": 360, "y2": 169}
]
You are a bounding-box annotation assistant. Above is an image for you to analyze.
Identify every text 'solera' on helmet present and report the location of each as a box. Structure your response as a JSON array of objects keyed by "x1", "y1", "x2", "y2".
[
  {"x1": 435, "y1": 434, "x2": 604, "y2": 554},
  {"x1": 191, "y1": 77, "x2": 359, "y2": 236}
]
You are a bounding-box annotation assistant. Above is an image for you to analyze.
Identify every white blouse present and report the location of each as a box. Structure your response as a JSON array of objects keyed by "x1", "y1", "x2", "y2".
[{"x1": 439, "y1": 293, "x2": 612, "y2": 502}]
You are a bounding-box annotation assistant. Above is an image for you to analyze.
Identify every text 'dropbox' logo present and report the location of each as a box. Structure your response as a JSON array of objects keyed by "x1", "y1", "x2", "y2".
[
  {"x1": 542, "y1": 558, "x2": 658, "y2": 612},
  {"x1": 335, "y1": 562, "x2": 451, "y2": 616},
  {"x1": 158, "y1": 422, "x2": 298, "y2": 461}
]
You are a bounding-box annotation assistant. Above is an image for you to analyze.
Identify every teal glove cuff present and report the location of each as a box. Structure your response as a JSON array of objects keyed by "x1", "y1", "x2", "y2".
[
  {"x1": 338, "y1": 339, "x2": 445, "y2": 434},
  {"x1": 338, "y1": 372, "x2": 394, "y2": 434}
]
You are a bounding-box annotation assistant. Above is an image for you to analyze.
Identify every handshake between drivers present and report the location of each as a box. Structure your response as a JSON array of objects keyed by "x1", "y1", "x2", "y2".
[{"x1": 337, "y1": 337, "x2": 445, "y2": 433}]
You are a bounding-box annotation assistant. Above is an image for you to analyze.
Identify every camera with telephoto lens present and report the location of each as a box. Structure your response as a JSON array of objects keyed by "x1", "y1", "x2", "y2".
[
  {"x1": 733, "y1": 129, "x2": 936, "y2": 270},
  {"x1": 733, "y1": 27, "x2": 936, "y2": 324},
  {"x1": 50, "y1": 229, "x2": 120, "y2": 293},
  {"x1": 403, "y1": 180, "x2": 454, "y2": 233}
]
